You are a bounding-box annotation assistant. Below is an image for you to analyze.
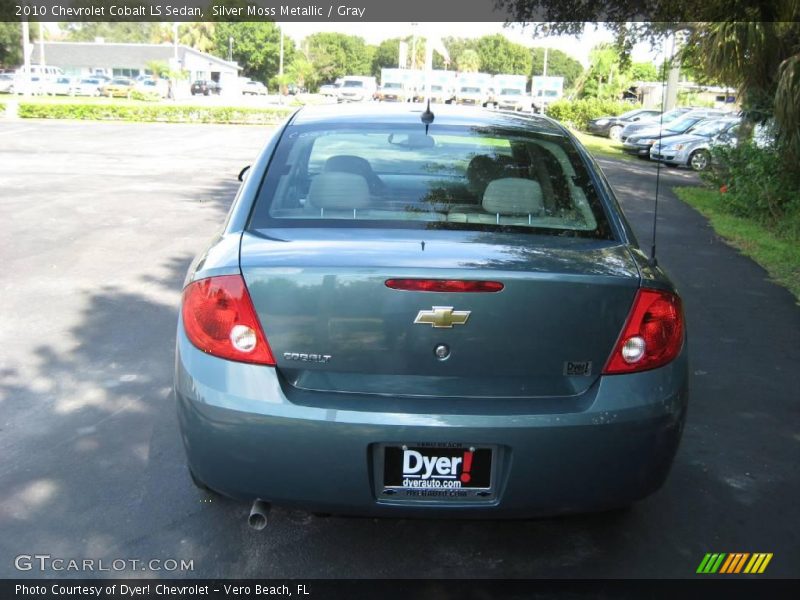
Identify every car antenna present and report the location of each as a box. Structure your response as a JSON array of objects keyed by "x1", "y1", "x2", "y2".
[
  {"x1": 649, "y1": 32, "x2": 676, "y2": 268},
  {"x1": 421, "y1": 99, "x2": 434, "y2": 135}
]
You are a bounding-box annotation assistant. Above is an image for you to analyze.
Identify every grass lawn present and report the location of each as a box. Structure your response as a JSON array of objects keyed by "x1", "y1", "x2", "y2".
[
  {"x1": 674, "y1": 186, "x2": 800, "y2": 302},
  {"x1": 571, "y1": 130, "x2": 635, "y2": 161}
]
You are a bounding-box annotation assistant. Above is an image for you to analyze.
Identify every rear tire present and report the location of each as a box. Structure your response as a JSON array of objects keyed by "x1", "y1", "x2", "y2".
[
  {"x1": 689, "y1": 149, "x2": 710, "y2": 171},
  {"x1": 608, "y1": 125, "x2": 623, "y2": 141}
]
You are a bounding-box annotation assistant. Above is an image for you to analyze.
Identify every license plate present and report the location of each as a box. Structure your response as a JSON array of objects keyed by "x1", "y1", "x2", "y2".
[{"x1": 381, "y1": 444, "x2": 494, "y2": 499}]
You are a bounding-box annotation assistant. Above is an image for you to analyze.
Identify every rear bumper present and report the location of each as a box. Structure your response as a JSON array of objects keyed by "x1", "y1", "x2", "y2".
[{"x1": 175, "y1": 327, "x2": 688, "y2": 518}]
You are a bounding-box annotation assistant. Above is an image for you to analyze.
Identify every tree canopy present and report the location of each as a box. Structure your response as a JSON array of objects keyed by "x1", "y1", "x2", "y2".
[
  {"x1": 301, "y1": 32, "x2": 372, "y2": 88},
  {"x1": 530, "y1": 47, "x2": 583, "y2": 89},
  {"x1": 213, "y1": 21, "x2": 290, "y2": 84},
  {"x1": 0, "y1": 22, "x2": 22, "y2": 68},
  {"x1": 476, "y1": 34, "x2": 532, "y2": 75}
]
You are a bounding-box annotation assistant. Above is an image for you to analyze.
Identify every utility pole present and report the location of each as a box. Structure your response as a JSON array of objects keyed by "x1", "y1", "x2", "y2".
[
  {"x1": 38, "y1": 22, "x2": 45, "y2": 68},
  {"x1": 542, "y1": 47, "x2": 548, "y2": 78},
  {"x1": 279, "y1": 27, "x2": 284, "y2": 76},
  {"x1": 664, "y1": 31, "x2": 681, "y2": 111},
  {"x1": 21, "y1": 19, "x2": 31, "y2": 97},
  {"x1": 410, "y1": 23, "x2": 418, "y2": 70}
]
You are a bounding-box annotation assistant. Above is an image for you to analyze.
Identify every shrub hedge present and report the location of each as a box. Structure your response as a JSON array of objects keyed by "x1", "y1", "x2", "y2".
[
  {"x1": 18, "y1": 102, "x2": 293, "y2": 125},
  {"x1": 545, "y1": 99, "x2": 642, "y2": 130},
  {"x1": 704, "y1": 142, "x2": 800, "y2": 240}
]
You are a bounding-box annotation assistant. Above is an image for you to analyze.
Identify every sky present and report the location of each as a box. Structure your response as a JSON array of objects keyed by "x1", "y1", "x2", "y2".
[{"x1": 279, "y1": 22, "x2": 666, "y2": 67}]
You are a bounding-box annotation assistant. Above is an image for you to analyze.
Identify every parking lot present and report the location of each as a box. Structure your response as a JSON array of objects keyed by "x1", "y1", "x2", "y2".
[{"x1": 0, "y1": 120, "x2": 798, "y2": 578}]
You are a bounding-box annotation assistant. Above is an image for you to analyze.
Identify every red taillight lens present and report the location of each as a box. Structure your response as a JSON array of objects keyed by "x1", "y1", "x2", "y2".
[
  {"x1": 385, "y1": 279, "x2": 504, "y2": 293},
  {"x1": 603, "y1": 288, "x2": 684, "y2": 374},
  {"x1": 181, "y1": 275, "x2": 275, "y2": 365}
]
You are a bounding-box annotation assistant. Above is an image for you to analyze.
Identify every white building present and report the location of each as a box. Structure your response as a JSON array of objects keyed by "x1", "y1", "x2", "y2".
[{"x1": 30, "y1": 41, "x2": 240, "y2": 89}]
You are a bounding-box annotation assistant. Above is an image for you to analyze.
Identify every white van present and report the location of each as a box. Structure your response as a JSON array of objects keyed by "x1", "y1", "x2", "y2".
[
  {"x1": 14, "y1": 65, "x2": 64, "y2": 95},
  {"x1": 337, "y1": 76, "x2": 377, "y2": 103}
]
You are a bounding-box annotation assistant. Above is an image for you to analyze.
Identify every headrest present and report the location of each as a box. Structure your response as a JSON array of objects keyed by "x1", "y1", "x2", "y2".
[
  {"x1": 324, "y1": 155, "x2": 373, "y2": 176},
  {"x1": 482, "y1": 178, "x2": 544, "y2": 215},
  {"x1": 308, "y1": 172, "x2": 370, "y2": 210}
]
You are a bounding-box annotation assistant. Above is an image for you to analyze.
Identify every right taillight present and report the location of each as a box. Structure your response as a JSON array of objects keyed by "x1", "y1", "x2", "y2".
[
  {"x1": 603, "y1": 288, "x2": 684, "y2": 374},
  {"x1": 181, "y1": 274, "x2": 275, "y2": 366}
]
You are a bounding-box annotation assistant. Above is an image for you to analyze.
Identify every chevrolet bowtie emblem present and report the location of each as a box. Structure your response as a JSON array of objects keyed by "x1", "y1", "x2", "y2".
[{"x1": 414, "y1": 306, "x2": 471, "y2": 328}]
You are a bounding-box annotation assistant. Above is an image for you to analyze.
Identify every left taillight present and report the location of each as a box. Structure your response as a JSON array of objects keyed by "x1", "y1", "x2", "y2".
[
  {"x1": 181, "y1": 274, "x2": 275, "y2": 365},
  {"x1": 602, "y1": 288, "x2": 684, "y2": 375}
]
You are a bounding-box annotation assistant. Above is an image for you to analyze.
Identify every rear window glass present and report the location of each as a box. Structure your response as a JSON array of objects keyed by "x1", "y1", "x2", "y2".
[{"x1": 249, "y1": 122, "x2": 614, "y2": 239}]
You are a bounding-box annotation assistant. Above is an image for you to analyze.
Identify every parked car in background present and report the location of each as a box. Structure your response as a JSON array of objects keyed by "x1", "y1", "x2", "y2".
[
  {"x1": 0, "y1": 73, "x2": 14, "y2": 93},
  {"x1": 650, "y1": 117, "x2": 741, "y2": 171},
  {"x1": 337, "y1": 76, "x2": 377, "y2": 103},
  {"x1": 494, "y1": 87, "x2": 529, "y2": 112},
  {"x1": 620, "y1": 107, "x2": 694, "y2": 142},
  {"x1": 622, "y1": 110, "x2": 729, "y2": 158},
  {"x1": 318, "y1": 83, "x2": 340, "y2": 98},
  {"x1": 176, "y1": 104, "x2": 688, "y2": 520},
  {"x1": 46, "y1": 77, "x2": 75, "y2": 96},
  {"x1": 70, "y1": 77, "x2": 103, "y2": 97},
  {"x1": 191, "y1": 80, "x2": 221, "y2": 96},
  {"x1": 377, "y1": 81, "x2": 413, "y2": 103},
  {"x1": 101, "y1": 77, "x2": 135, "y2": 98},
  {"x1": 135, "y1": 78, "x2": 168, "y2": 98},
  {"x1": 13, "y1": 76, "x2": 46, "y2": 95},
  {"x1": 243, "y1": 81, "x2": 268, "y2": 96},
  {"x1": 586, "y1": 108, "x2": 662, "y2": 141}
]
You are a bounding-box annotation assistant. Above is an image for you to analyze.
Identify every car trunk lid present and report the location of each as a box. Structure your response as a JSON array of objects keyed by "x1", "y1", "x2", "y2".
[{"x1": 240, "y1": 229, "x2": 640, "y2": 398}]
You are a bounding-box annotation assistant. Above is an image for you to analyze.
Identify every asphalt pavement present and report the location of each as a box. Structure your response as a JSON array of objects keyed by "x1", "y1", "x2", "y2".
[{"x1": 0, "y1": 120, "x2": 797, "y2": 579}]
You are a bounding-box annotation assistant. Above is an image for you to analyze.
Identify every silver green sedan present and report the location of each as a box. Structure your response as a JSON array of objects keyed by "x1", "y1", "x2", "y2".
[{"x1": 175, "y1": 104, "x2": 688, "y2": 520}]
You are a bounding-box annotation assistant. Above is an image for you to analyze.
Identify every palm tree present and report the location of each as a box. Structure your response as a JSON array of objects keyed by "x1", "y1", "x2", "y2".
[
  {"x1": 456, "y1": 49, "x2": 480, "y2": 73},
  {"x1": 691, "y1": 20, "x2": 800, "y2": 171},
  {"x1": 179, "y1": 23, "x2": 217, "y2": 55}
]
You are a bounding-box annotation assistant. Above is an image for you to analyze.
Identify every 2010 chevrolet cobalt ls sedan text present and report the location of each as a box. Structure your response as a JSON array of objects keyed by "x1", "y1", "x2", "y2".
[{"x1": 175, "y1": 104, "x2": 688, "y2": 519}]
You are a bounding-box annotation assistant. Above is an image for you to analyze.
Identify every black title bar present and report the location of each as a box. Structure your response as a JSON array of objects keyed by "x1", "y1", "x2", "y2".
[{"x1": 3, "y1": 0, "x2": 797, "y2": 23}]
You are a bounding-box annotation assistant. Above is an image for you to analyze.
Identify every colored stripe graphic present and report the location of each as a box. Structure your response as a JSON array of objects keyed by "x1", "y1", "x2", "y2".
[
  {"x1": 733, "y1": 553, "x2": 750, "y2": 573},
  {"x1": 744, "y1": 553, "x2": 773, "y2": 574},
  {"x1": 720, "y1": 553, "x2": 750, "y2": 573},
  {"x1": 700, "y1": 552, "x2": 774, "y2": 574},
  {"x1": 697, "y1": 553, "x2": 727, "y2": 574}
]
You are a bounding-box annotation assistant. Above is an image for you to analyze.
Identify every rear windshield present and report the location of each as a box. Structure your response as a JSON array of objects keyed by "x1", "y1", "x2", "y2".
[{"x1": 249, "y1": 122, "x2": 614, "y2": 239}]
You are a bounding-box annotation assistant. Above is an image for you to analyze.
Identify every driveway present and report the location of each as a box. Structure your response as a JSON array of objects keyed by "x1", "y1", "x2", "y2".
[{"x1": 0, "y1": 121, "x2": 797, "y2": 578}]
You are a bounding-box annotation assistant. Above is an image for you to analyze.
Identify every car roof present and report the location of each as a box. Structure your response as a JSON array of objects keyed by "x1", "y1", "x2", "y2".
[{"x1": 290, "y1": 103, "x2": 567, "y2": 135}]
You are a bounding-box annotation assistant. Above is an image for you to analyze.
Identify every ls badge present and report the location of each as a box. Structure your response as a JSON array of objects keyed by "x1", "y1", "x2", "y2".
[{"x1": 414, "y1": 306, "x2": 471, "y2": 328}]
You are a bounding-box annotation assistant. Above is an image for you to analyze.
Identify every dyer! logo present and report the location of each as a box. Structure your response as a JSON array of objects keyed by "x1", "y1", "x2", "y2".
[{"x1": 402, "y1": 449, "x2": 474, "y2": 482}]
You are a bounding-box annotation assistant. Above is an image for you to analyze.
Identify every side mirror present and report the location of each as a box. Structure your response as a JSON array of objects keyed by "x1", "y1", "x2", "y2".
[
  {"x1": 238, "y1": 166, "x2": 251, "y2": 182},
  {"x1": 631, "y1": 116, "x2": 640, "y2": 121}
]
